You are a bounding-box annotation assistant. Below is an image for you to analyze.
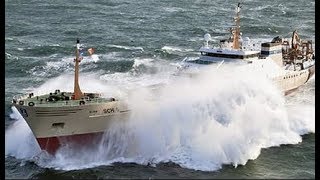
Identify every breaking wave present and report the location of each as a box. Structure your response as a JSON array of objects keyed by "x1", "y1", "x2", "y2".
[{"x1": 5, "y1": 64, "x2": 314, "y2": 171}]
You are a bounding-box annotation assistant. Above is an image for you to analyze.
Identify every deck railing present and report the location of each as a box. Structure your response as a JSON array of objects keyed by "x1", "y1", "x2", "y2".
[{"x1": 12, "y1": 94, "x2": 116, "y2": 107}]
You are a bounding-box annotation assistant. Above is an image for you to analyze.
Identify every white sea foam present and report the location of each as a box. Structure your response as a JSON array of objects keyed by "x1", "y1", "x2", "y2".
[
  {"x1": 5, "y1": 52, "x2": 13, "y2": 58},
  {"x1": 28, "y1": 54, "x2": 102, "y2": 78},
  {"x1": 100, "y1": 52, "x2": 123, "y2": 61},
  {"x1": 107, "y1": 45, "x2": 144, "y2": 51},
  {"x1": 5, "y1": 107, "x2": 41, "y2": 159},
  {"x1": 161, "y1": 46, "x2": 194, "y2": 53},
  {"x1": 5, "y1": 63, "x2": 314, "y2": 171},
  {"x1": 132, "y1": 58, "x2": 154, "y2": 68},
  {"x1": 90, "y1": 54, "x2": 100, "y2": 62},
  {"x1": 62, "y1": 55, "x2": 100, "y2": 64}
]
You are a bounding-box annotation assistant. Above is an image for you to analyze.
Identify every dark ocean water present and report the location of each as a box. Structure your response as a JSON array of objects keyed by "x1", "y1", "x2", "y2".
[{"x1": 5, "y1": 0, "x2": 314, "y2": 179}]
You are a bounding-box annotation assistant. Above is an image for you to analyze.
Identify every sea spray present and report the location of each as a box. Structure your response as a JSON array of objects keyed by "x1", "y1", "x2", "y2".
[
  {"x1": 111, "y1": 65, "x2": 303, "y2": 171},
  {"x1": 285, "y1": 78, "x2": 315, "y2": 135},
  {"x1": 5, "y1": 63, "x2": 314, "y2": 171},
  {"x1": 5, "y1": 107, "x2": 41, "y2": 159}
]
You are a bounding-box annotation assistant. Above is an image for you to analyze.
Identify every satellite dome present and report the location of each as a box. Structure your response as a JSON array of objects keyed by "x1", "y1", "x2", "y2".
[{"x1": 204, "y1": 33, "x2": 211, "y2": 41}]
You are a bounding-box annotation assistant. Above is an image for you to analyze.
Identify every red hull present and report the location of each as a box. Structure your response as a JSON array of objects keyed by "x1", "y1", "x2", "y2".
[{"x1": 36, "y1": 132, "x2": 104, "y2": 155}]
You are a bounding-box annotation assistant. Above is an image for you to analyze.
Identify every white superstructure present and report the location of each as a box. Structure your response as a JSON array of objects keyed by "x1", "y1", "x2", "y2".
[{"x1": 176, "y1": 3, "x2": 315, "y2": 94}]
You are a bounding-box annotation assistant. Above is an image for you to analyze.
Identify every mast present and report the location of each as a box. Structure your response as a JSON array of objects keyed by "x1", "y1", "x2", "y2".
[
  {"x1": 73, "y1": 39, "x2": 83, "y2": 100},
  {"x1": 232, "y1": 3, "x2": 242, "y2": 49},
  {"x1": 291, "y1": 30, "x2": 300, "y2": 49}
]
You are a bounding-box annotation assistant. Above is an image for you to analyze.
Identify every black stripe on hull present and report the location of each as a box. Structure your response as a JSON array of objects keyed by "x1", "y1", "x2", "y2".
[{"x1": 284, "y1": 87, "x2": 299, "y2": 96}]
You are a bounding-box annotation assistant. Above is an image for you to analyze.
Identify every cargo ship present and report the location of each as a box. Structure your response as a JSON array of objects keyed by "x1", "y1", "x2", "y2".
[
  {"x1": 177, "y1": 3, "x2": 315, "y2": 94},
  {"x1": 12, "y1": 40, "x2": 130, "y2": 155}
]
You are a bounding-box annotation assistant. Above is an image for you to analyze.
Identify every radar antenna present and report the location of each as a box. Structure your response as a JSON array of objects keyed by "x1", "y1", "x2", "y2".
[{"x1": 204, "y1": 33, "x2": 211, "y2": 47}]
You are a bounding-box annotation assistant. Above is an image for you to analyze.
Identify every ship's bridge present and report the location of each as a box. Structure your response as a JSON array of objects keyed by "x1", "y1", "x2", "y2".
[{"x1": 199, "y1": 46, "x2": 260, "y2": 60}]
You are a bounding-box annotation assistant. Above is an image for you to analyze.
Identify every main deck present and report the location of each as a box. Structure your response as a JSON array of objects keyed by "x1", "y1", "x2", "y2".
[{"x1": 13, "y1": 90, "x2": 116, "y2": 107}]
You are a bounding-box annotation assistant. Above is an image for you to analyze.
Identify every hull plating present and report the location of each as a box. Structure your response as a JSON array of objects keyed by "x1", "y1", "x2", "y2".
[{"x1": 13, "y1": 102, "x2": 130, "y2": 155}]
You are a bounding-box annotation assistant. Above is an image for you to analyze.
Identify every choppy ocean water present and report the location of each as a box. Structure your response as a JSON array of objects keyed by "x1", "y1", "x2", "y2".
[{"x1": 5, "y1": 0, "x2": 314, "y2": 179}]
